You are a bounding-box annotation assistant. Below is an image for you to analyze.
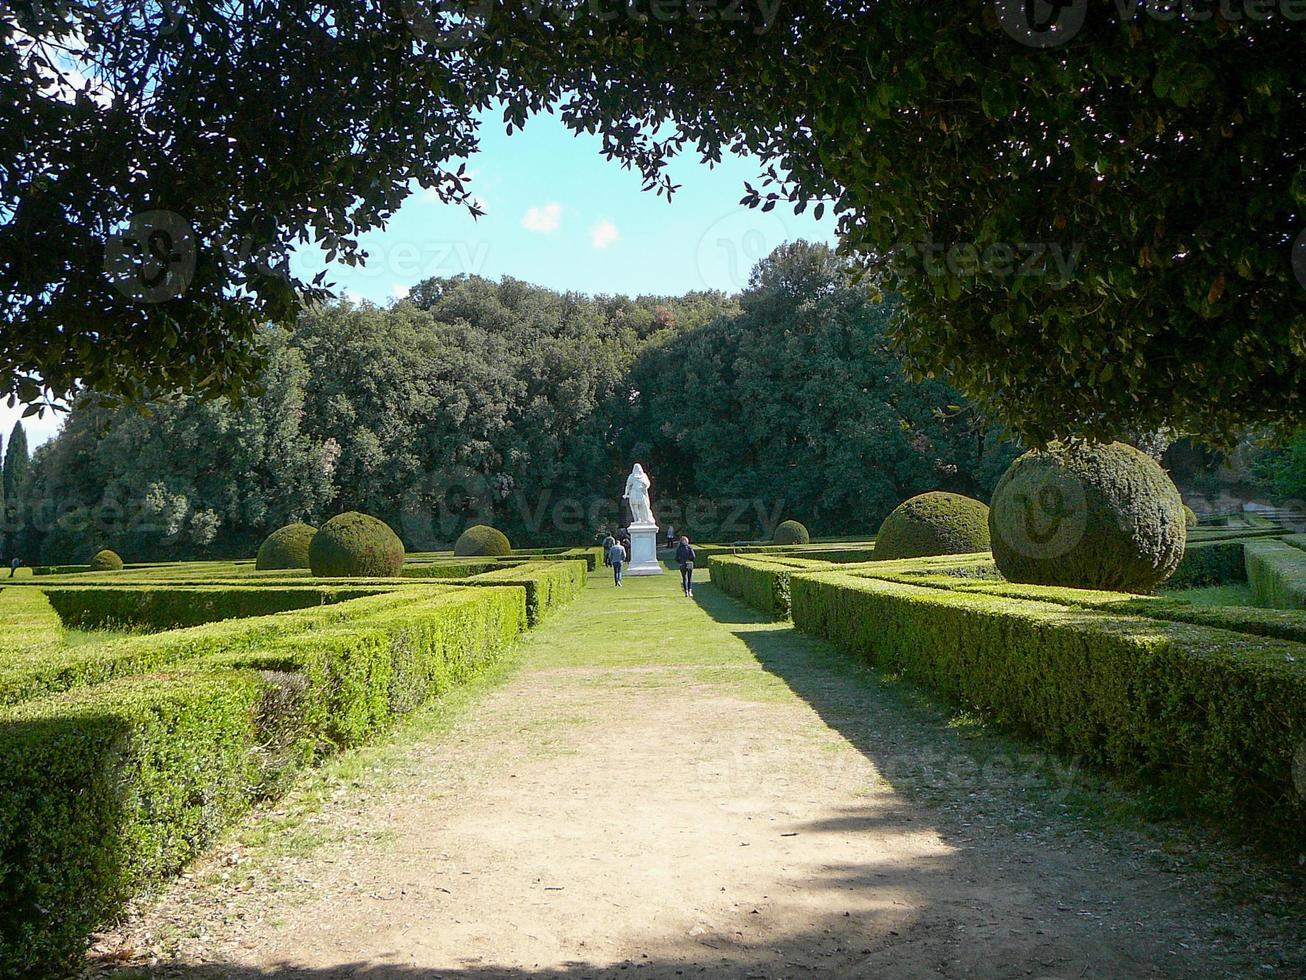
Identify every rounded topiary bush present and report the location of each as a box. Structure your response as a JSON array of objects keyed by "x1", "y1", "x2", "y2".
[
  {"x1": 773, "y1": 520, "x2": 811, "y2": 545},
  {"x1": 1183, "y1": 504, "x2": 1199, "y2": 528},
  {"x1": 874, "y1": 492, "x2": 991, "y2": 560},
  {"x1": 88, "y1": 549, "x2": 123, "y2": 571},
  {"x1": 308, "y1": 512, "x2": 405, "y2": 577},
  {"x1": 454, "y1": 524, "x2": 512, "y2": 557},
  {"x1": 989, "y1": 441, "x2": 1186, "y2": 593},
  {"x1": 255, "y1": 522, "x2": 317, "y2": 570}
]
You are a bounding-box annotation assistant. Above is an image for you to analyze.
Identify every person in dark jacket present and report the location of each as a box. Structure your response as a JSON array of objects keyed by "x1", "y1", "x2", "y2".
[
  {"x1": 607, "y1": 540, "x2": 627, "y2": 586},
  {"x1": 617, "y1": 526, "x2": 632, "y2": 562},
  {"x1": 675, "y1": 535, "x2": 696, "y2": 597},
  {"x1": 601, "y1": 534, "x2": 616, "y2": 566}
]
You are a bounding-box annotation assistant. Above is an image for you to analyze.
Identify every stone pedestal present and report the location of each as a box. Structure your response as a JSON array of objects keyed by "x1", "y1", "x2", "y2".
[{"x1": 626, "y1": 522, "x2": 663, "y2": 575}]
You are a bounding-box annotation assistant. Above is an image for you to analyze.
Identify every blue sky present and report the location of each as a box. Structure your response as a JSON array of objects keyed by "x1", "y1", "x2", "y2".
[
  {"x1": 292, "y1": 109, "x2": 837, "y2": 301},
  {"x1": 10, "y1": 110, "x2": 837, "y2": 447}
]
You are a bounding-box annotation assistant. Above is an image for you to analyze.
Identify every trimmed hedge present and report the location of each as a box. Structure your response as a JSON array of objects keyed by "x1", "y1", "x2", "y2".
[
  {"x1": 0, "y1": 581, "x2": 535, "y2": 975},
  {"x1": 39, "y1": 585, "x2": 383, "y2": 632},
  {"x1": 773, "y1": 520, "x2": 811, "y2": 545},
  {"x1": 456, "y1": 560, "x2": 587, "y2": 625},
  {"x1": 1165, "y1": 540, "x2": 1249, "y2": 589},
  {"x1": 0, "y1": 591, "x2": 428, "y2": 708},
  {"x1": 709, "y1": 555, "x2": 796, "y2": 619},
  {"x1": 309, "y1": 512, "x2": 405, "y2": 577},
  {"x1": 88, "y1": 550, "x2": 123, "y2": 572},
  {"x1": 875, "y1": 492, "x2": 990, "y2": 560},
  {"x1": 0, "y1": 672, "x2": 268, "y2": 976},
  {"x1": 791, "y1": 570, "x2": 1306, "y2": 852},
  {"x1": 454, "y1": 524, "x2": 513, "y2": 557},
  {"x1": 1245, "y1": 539, "x2": 1306, "y2": 609},
  {"x1": 989, "y1": 441, "x2": 1186, "y2": 593},
  {"x1": 255, "y1": 523, "x2": 317, "y2": 570}
]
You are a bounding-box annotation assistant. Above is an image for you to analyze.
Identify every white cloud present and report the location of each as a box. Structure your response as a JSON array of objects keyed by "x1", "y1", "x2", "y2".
[
  {"x1": 522, "y1": 203, "x2": 562, "y2": 233},
  {"x1": 591, "y1": 219, "x2": 619, "y2": 250},
  {"x1": 391, "y1": 283, "x2": 411, "y2": 299}
]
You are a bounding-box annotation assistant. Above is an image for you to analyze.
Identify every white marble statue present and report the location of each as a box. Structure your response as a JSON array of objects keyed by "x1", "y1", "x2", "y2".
[{"x1": 623, "y1": 463, "x2": 656, "y2": 526}]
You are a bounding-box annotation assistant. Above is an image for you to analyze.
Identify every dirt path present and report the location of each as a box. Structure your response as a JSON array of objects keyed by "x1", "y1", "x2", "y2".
[{"x1": 89, "y1": 568, "x2": 1303, "y2": 979}]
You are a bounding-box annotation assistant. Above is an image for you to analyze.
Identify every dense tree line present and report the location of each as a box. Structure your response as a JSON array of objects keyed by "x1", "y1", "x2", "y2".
[{"x1": 14, "y1": 244, "x2": 1018, "y2": 563}]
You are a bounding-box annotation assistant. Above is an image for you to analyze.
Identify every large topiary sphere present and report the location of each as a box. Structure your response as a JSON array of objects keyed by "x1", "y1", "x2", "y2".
[
  {"x1": 454, "y1": 524, "x2": 512, "y2": 557},
  {"x1": 308, "y1": 512, "x2": 405, "y2": 577},
  {"x1": 875, "y1": 492, "x2": 991, "y2": 560},
  {"x1": 773, "y1": 520, "x2": 810, "y2": 545},
  {"x1": 88, "y1": 549, "x2": 123, "y2": 571},
  {"x1": 255, "y1": 523, "x2": 317, "y2": 570},
  {"x1": 989, "y1": 441, "x2": 1186, "y2": 593}
]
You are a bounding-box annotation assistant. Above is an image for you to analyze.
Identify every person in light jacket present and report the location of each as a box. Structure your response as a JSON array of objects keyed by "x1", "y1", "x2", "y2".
[{"x1": 675, "y1": 535, "x2": 696, "y2": 597}]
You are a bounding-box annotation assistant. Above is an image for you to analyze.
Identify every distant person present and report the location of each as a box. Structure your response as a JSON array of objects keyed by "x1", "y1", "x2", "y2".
[
  {"x1": 9, "y1": 557, "x2": 20, "y2": 578},
  {"x1": 617, "y1": 526, "x2": 631, "y2": 562},
  {"x1": 665, "y1": 524, "x2": 676, "y2": 549},
  {"x1": 601, "y1": 534, "x2": 616, "y2": 566},
  {"x1": 607, "y1": 539, "x2": 626, "y2": 587},
  {"x1": 675, "y1": 535, "x2": 696, "y2": 597}
]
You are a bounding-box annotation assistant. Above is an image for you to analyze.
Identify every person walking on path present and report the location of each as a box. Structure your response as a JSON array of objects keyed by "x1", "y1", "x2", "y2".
[
  {"x1": 601, "y1": 535, "x2": 616, "y2": 567},
  {"x1": 607, "y1": 540, "x2": 626, "y2": 587},
  {"x1": 675, "y1": 535, "x2": 696, "y2": 597},
  {"x1": 617, "y1": 526, "x2": 631, "y2": 563}
]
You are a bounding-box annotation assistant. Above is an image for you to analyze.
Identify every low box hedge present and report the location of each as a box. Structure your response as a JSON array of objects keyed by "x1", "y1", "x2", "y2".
[
  {"x1": 0, "y1": 671, "x2": 270, "y2": 977},
  {"x1": 199, "y1": 586, "x2": 527, "y2": 751},
  {"x1": 0, "y1": 591, "x2": 429, "y2": 708},
  {"x1": 39, "y1": 585, "x2": 386, "y2": 632},
  {"x1": 1166, "y1": 539, "x2": 1249, "y2": 589},
  {"x1": 1245, "y1": 539, "x2": 1306, "y2": 609},
  {"x1": 0, "y1": 582, "x2": 533, "y2": 975},
  {"x1": 457, "y1": 560, "x2": 587, "y2": 625},
  {"x1": 790, "y1": 570, "x2": 1306, "y2": 852},
  {"x1": 709, "y1": 555, "x2": 798, "y2": 619}
]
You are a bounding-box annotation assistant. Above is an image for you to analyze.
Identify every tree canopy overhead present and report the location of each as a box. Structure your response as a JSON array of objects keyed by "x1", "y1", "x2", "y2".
[{"x1": 4, "y1": 1, "x2": 1304, "y2": 443}]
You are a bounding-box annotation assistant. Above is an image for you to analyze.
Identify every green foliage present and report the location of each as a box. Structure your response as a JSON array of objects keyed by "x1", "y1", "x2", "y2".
[
  {"x1": 990, "y1": 442, "x2": 1186, "y2": 593},
  {"x1": 3, "y1": 421, "x2": 28, "y2": 507},
  {"x1": 0, "y1": 672, "x2": 267, "y2": 976},
  {"x1": 790, "y1": 570, "x2": 1306, "y2": 853},
  {"x1": 87, "y1": 549, "x2": 123, "y2": 572},
  {"x1": 1245, "y1": 540, "x2": 1306, "y2": 610},
  {"x1": 618, "y1": 243, "x2": 1018, "y2": 535},
  {"x1": 40, "y1": 585, "x2": 378, "y2": 632},
  {"x1": 1183, "y1": 504, "x2": 1199, "y2": 528},
  {"x1": 1167, "y1": 540, "x2": 1249, "y2": 590},
  {"x1": 255, "y1": 523, "x2": 318, "y2": 570},
  {"x1": 709, "y1": 556, "x2": 795, "y2": 619},
  {"x1": 0, "y1": 577, "x2": 538, "y2": 975},
  {"x1": 457, "y1": 560, "x2": 587, "y2": 625},
  {"x1": 454, "y1": 524, "x2": 512, "y2": 558},
  {"x1": 773, "y1": 520, "x2": 810, "y2": 545},
  {"x1": 309, "y1": 513, "x2": 405, "y2": 578},
  {"x1": 874, "y1": 492, "x2": 990, "y2": 561}
]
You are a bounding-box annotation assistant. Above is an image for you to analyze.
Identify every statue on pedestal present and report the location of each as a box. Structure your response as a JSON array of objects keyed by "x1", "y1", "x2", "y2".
[{"x1": 624, "y1": 463, "x2": 656, "y2": 526}]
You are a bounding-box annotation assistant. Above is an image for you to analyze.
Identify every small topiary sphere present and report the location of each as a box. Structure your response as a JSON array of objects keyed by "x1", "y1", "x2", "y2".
[
  {"x1": 454, "y1": 524, "x2": 512, "y2": 557},
  {"x1": 874, "y1": 492, "x2": 991, "y2": 560},
  {"x1": 773, "y1": 520, "x2": 811, "y2": 545},
  {"x1": 88, "y1": 549, "x2": 123, "y2": 571},
  {"x1": 989, "y1": 441, "x2": 1186, "y2": 593},
  {"x1": 255, "y1": 523, "x2": 317, "y2": 570},
  {"x1": 308, "y1": 512, "x2": 405, "y2": 577},
  {"x1": 1183, "y1": 504, "x2": 1199, "y2": 528}
]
